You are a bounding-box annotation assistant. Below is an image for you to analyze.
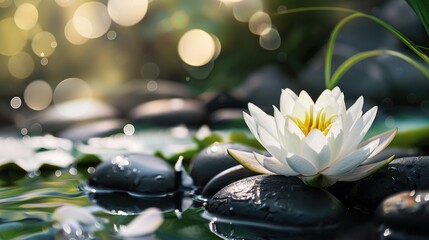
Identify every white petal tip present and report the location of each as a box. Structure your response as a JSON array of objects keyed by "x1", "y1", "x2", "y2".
[{"x1": 119, "y1": 208, "x2": 164, "y2": 238}]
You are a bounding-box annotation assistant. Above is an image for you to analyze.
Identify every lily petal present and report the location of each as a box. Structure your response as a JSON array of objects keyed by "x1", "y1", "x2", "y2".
[
  {"x1": 280, "y1": 88, "x2": 298, "y2": 116},
  {"x1": 302, "y1": 129, "x2": 330, "y2": 170},
  {"x1": 337, "y1": 155, "x2": 395, "y2": 181},
  {"x1": 257, "y1": 126, "x2": 286, "y2": 161},
  {"x1": 286, "y1": 153, "x2": 318, "y2": 176},
  {"x1": 323, "y1": 139, "x2": 380, "y2": 175},
  {"x1": 227, "y1": 149, "x2": 273, "y2": 174},
  {"x1": 345, "y1": 96, "x2": 363, "y2": 131},
  {"x1": 119, "y1": 208, "x2": 163, "y2": 237},
  {"x1": 254, "y1": 152, "x2": 298, "y2": 176},
  {"x1": 248, "y1": 103, "x2": 277, "y2": 139},
  {"x1": 283, "y1": 119, "x2": 303, "y2": 154},
  {"x1": 361, "y1": 128, "x2": 398, "y2": 165},
  {"x1": 243, "y1": 112, "x2": 261, "y2": 142},
  {"x1": 53, "y1": 205, "x2": 97, "y2": 225}
]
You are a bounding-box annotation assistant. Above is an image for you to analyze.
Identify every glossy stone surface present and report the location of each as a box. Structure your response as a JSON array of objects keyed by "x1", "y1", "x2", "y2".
[
  {"x1": 375, "y1": 190, "x2": 429, "y2": 230},
  {"x1": 129, "y1": 98, "x2": 205, "y2": 126},
  {"x1": 207, "y1": 175, "x2": 346, "y2": 228},
  {"x1": 58, "y1": 118, "x2": 125, "y2": 142},
  {"x1": 189, "y1": 143, "x2": 256, "y2": 189},
  {"x1": 202, "y1": 165, "x2": 259, "y2": 198},
  {"x1": 349, "y1": 156, "x2": 429, "y2": 212},
  {"x1": 107, "y1": 79, "x2": 194, "y2": 115},
  {"x1": 374, "y1": 190, "x2": 429, "y2": 240},
  {"x1": 88, "y1": 154, "x2": 176, "y2": 194}
]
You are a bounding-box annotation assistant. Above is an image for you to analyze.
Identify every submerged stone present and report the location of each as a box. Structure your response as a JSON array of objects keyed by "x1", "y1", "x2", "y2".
[
  {"x1": 207, "y1": 175, "x2": 346, "y2": 230},
  {"x1": 189, "y1": 143, "x2": 256, "y2": 189},
  {"x1": 349, "y1": 156, "x2": 429, "y2": 212},
  {"x1": 375, "y1": 190, "x2": 429, "y2": 239},
  {"x1": 129, "y1": 98, "x2": 205, "y2": 126},
  {"x1": 375, "y1": 190, "x2": 429, "y2": 231},
  {"x1": 88, "y1": 154, "x2": 176, "y2": 194},
  {"x1": 89, "y1": 192, "x2": 178, "y2": 214}
]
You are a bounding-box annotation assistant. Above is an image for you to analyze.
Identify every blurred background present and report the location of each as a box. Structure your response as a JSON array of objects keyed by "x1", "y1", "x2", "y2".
[{"x1": 0, "y1": 0, "x2": 428, "y2": 138}]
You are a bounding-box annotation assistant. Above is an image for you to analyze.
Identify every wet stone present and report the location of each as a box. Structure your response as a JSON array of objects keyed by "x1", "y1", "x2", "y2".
[
  {"x1": 129, "y1": 98, "x2": 206, "y2": 126},
  {"x1": 348, "y1": 156, "x2": 429, "y2": 212},
  {"x1": 23, "y1": 99, "x2": 119, "y2": 134},
  {"x1": 199, "y1": 91, "x2": 245, "y2": 112},
  {"x1": 202, "y1": 165, "x2": 259, "y2": 198},
  {"x1": 299, "y1": 43, "x2": 391, "y2": 101},
  {"x1": 207, "y1": 175, "x2": 347, "y2": 229},
  {"x1": 107, "y1": 79, "x2": 194, "y2": 115},
  {"x1": 189, "y1": 143, "x2": 256, "y2": 189},
  {"x1": 208, "y1": 108, "x2": 246, "y2": 127},
  {"x1": 375, "y1": 190, "x2": 429, "y2": 233},
  {"x1": 88, "y1": 154, "x2": 176, "y2": 194},
  {"x1": 233, "y1": 65, "x2": 298, "y2": 114},
  {"x1": 58, "y1": 119, "x2": 125, "y2": 142},
  {"x1": 89, "y1": 192, "x2": 179, "y2": 214}
]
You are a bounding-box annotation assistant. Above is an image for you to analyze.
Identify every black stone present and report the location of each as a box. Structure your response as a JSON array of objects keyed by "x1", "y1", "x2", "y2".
[
  {"x1": 299, "y1": 43, "x2": 391, "y2": 101},
  {"x1": 348, "y1": 156, "x2": 429, "y2": 213},
  {"x1": 207, "y1": 175, "x2": 346, "y2": 229},
  {"x1": 208, "y1": 108, "x2": 246, "y2": 127},
  {"x1": 199, "y1": 91, "x2": 245, "y2": 113},
  {"x1": 189, "y1": 143, "x2": 256, "y2": 189},
  {"x1": 88, "y1": 153, "x2": 176, "y2": 194},
  {"x1": 22, "y1": 99, "x2": 119, "y2": 133},
  {"x1": 58, "y1": 118, "x2": 125, "y2": 142},
  {"x1": 233, "y1": 65, "x2": 298, "y2": 114},
  {"x1": 129, "y1": 98, "x2": 206, "y2": 126},
  {"x1": 375, "y1": 190, "x2": 429, "y2": 231},
  {"x1": 107, "y1": 79, "x2": 194, "y2": 115},
  {"x1": 202, "y1": 165, "x2": 259, "y2": 198}
]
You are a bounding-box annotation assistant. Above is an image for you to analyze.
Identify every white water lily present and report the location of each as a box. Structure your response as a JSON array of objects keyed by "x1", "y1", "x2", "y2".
[{"x1": 228, "y1": 87, "x2": 397, "y2": 187}]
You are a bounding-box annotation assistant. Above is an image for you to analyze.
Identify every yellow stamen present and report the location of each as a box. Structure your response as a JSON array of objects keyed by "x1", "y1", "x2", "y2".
[{"x1": 288, "y1": 108, "x2": 336, "y2": 136}]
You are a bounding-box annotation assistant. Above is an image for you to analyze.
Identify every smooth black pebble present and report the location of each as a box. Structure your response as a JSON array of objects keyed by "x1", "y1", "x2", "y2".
[
  {"x1": 189, "y1": 143, "x2": 256, "y2": 189},
  {"x1": 88, "y1": 153, "x2": 176, "y2": 194},
  {"x1": 207, "y1": 175, "x2": 347, "y2": 230}
]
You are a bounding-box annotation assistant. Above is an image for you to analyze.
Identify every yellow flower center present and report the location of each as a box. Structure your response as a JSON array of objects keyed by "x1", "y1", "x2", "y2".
[{"x1": 288, "y1": 107, "x2": 336, "y2": 136}]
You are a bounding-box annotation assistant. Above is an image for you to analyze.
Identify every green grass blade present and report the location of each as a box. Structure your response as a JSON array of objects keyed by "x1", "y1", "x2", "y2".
[
  {"x1": 406, "y1": 0, "x2": 429, "y2": 37},
  {"x1": 329, "y1": 49, "x2": 429, "y2": 88}
]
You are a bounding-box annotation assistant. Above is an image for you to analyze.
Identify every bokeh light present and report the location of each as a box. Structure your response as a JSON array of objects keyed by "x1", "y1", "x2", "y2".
[
  {"x1": 178, "y1": 29, "x2": 217, "y2": 67},
  {"x1": 259, "y1": 27, "x2": 281, "y2": 50},
  {"x1": 123, "y1": 123, "x2": 135, "y2": 136},
  {"x1": 248, "y1": 11, "x2": 271, "y2": 35},
  {"x1": 14, "y1": 3, "x2": 38, "y2": 30},
  {"x1": 73, "y1": 2, "x2": 111, "y2": 39},
  {"x1": 14, "y1": 0, "x2": 40, "y2": 7},
  {"x1": 0, "y1": 18, "x2": 27, "y2": 56},
  {"x1": 64, "y1": 19, "x2": 88, "y2": 45},
  {"x1": 10, "y1": 96, "x2": 22, "y2": 109},
  {"x1": 55, "y1": 0, "x2": 74, "y2": 7},
  {"x1": 0, "y1": 0, "x2": 12, "y2": 8},
  {"x1": 171, "y1": 11, "x2": 189, "y2": 29},
  {"x1": 23, "y1": 80, "x2": 52, "y2": 111},
  {"x1": 31, "y1": 31, "x2": 57, "y2": 57},
  {"x1": 107, "y1": 0, "x2": 148, "y2": 27},
  {"x1": 141, "y1": 62, "x2": 160, "y2": 79},
  {"x1": 53, "y1": 77, "x2": 93, "y2": 104},
  {"x1": 232, "y1": 0, "x2": 263, "y2": 22},
  {"x1": 8, "y1": 52, "x2": 34, "y2": 79}
]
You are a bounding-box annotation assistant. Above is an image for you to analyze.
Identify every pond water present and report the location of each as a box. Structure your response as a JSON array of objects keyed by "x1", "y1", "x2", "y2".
[{"x1": 0, "y1": 168, "x2": 218, "y2": 240}]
